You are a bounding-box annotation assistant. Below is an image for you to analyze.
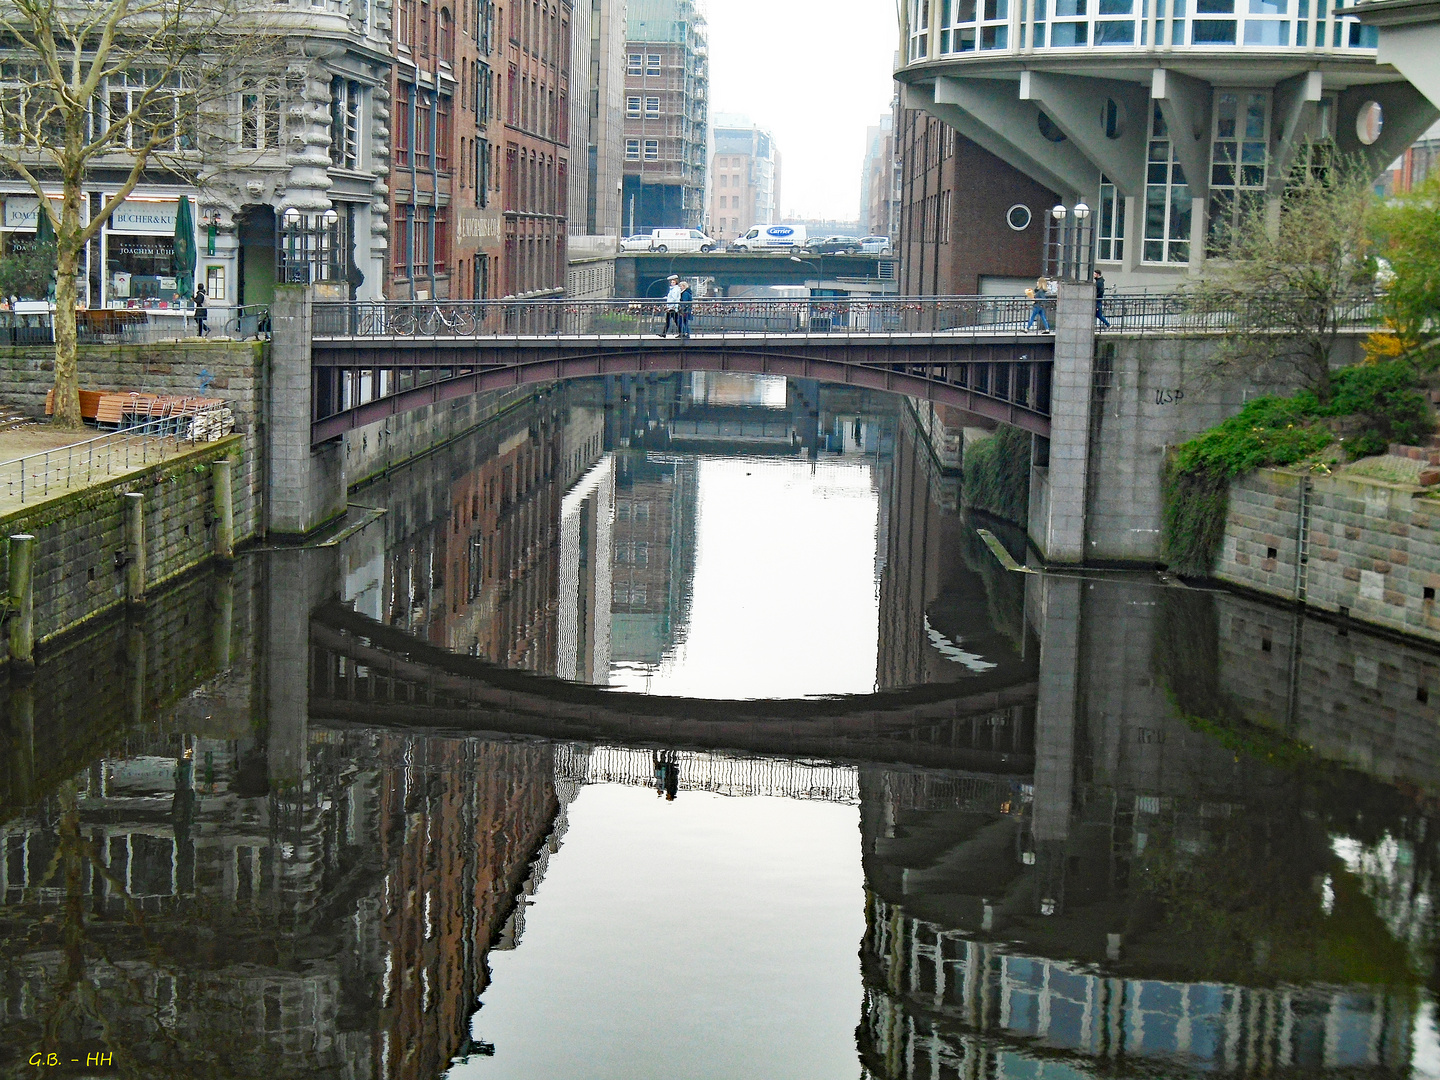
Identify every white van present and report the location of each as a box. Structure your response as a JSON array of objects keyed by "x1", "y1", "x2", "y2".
[
  {"x1": 649, "y1": 228, "x2": 716, "y2": 253},
  {"x1": 730, "y1": 224, "x2": 807, "y2": 251}
]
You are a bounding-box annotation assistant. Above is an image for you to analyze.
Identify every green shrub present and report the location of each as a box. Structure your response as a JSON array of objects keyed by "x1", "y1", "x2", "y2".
[
  {"x1": 962, "y1": 425, "x2": 1030, "y2": 524},
  {"x1": 1161, "y1": 361, "x2": 1435, "y2": 576}
]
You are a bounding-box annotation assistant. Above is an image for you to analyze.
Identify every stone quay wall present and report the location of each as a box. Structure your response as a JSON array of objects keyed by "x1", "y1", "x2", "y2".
[
  {"x1": 0, "y1": 342, "x2": 266, "y2": 541},
  {"x1": 0, "y1": 435, "x2": 248, "y2": 658},
  {"x1": 1217, "y1": 467, "x2": 1440, "y2": 645}
]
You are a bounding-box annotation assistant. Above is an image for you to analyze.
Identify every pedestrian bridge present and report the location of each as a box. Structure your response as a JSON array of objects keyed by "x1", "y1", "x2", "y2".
[
  {"x1": 308, "y1": 602, "x2": 1039, "y2": 773},
  {"x1": 307, "y1": 296, "x2": 1056, "y2": 445}
]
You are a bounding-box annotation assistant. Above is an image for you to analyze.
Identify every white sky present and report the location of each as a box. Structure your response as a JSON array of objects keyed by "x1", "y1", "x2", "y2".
[{"x1": 704, "y1": 0, "x2": 899, "y2": 223}]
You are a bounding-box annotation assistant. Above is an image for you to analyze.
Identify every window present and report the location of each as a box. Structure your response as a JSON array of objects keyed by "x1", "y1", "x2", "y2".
[
  {"x1": 1096, "y1": 175, "x2": 1124, "y2": 261},
  {"x1": 625, "y1": 138, "x2": 640, "y2": 159},
  {"x1": 645, "y1": 53, "x2": 661, "y2": 75},
  {"x1": 940, "y1": 0, "x2": 1009, "y2": 52},
  {"x1": 395, "y1": 83, "x2": 411, "y2": 165},
  {"x1": 643, "y1": 138, "x2": 658, "y2": 160},
  {"x1": 644, "y1": 95, "x2": 660, "y2": 117},
  {"x1": 399, "y1": 0, "x2": 415, "y2": 45},
  {"x1": 627, "y1": 52, "x2": 642, "y2": 74},
  {"x1": 394, "y1": 211, "x2": 410, "y2": 276},
  {"x1": 415, "y1": 88, "x2": 433, "y2": 167},
  {"x1": 330, "y1": 79, "x2": 362, "y2": 170},
  {"x1": 1207, "y1": 90, "x2": 1268, "y2": 251},
  {"x1": 238, "y1": 79, "x2": 281, "y2": 152},
  {"x1": 440, "y1": 6, "x2": 454, "y2": 60},
  {"x1": 419, "y1": 0, "x2": 432, "y2": 55},
  {"x1": 719, "y1": 174, "x2": 728, "y2": 188},
  {"x1": 939, "y1": 190, "x2": 951, "y2": 243},
  {"x1": 206, "y1": 265, "x2": 226, "y2": 301},
  {"x1": 435, "y1": 206, "x2": 450, "y2": 269},
  {"x1": 626, "y1": 95, "x2": 640, "y2": 117},
  {"x1": 1143, "y1": 104, "x2": 1191, "y2": 263},
  {"x1": 436, "y1": 94, "x2": 452, "y2": 170},
  {"x1": 908, "y1": 0, "x2": 930, "y2": 59}
]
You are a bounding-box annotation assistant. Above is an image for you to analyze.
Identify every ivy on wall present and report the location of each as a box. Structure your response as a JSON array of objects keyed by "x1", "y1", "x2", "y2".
[
  {"x1": 1161, "y1": 360, "x2": 1434, "y2": 577},
  {"x1": 961, "y1": 425, "x2": 1031, "y2": 525}
]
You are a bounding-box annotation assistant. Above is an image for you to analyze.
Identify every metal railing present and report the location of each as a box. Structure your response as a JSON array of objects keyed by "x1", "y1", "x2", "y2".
[
  {"x1": 314, "y1": 292, "x2": 1384, "y2": 341},
  {"x1": 0, "y1": 410, "x2": 229, "y2": 505},
  {"x1": 313, "y1": 296, "x2": 1041, "y2": 339},
  {"x1": 1097, "y1": 288, "x2": 1381, "y2": 333}
]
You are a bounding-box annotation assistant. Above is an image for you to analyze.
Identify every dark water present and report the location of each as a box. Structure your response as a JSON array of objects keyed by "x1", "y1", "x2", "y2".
[{"x1": 2, "y1": 374, "x2": 1439, "y2": 1079}]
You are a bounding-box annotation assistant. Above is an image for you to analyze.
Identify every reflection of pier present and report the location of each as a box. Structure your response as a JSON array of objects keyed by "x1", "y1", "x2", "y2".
[{"x1": 861, "y1": 896, "x2": 1415, "y2": 1080}]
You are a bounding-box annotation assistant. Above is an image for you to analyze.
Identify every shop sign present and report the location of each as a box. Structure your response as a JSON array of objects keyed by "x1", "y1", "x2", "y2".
[
  {"x1": 108, "y1": 199, "x2": 179, "y2": 233},
  {"x1": 455, "y1": 208, "x2": 501, "y2": 252},
  {"x1": 4, "y1": 196, "x2": 64, "y2": 231}
]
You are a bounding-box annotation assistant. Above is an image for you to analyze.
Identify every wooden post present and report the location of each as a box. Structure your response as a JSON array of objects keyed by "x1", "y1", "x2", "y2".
[
  {"x1": 8, "y1": 533, "x2": 34, "y2": 666},
  {"x1": 213, "y1": 458, "x2": 235, "y2": 560},
  {"x1": 124, "y1": 492, "x2": 146, "y2": 605}
]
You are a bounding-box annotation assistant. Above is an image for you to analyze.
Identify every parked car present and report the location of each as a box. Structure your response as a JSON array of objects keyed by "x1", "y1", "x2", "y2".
[
  {"x1": 859, "y1": 236, "x2": 893, "y2": 254},
  {"x1": 620, "y1": 231, "x2": 656, "y2": 252},
  {"x1": 805, "y1": 235, "x2": 862, "y2": 255},
  {"x1": 649, "y1": 228, "x2": 716, "y2": 253},
  {"x1": 729, "y1": 223, "x2": 807, "y2": 251}
]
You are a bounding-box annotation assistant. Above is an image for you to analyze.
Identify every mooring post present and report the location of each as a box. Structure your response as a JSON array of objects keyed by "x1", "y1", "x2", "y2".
[
  {"x1": 7, "y1": 533, "x2": 34, "y2": 666},
  {"x1": 124, "y1": 492, "x2": 146, "y2": 604},
  {"x1": 213, "y1": 458, "x2": 235, "y2": 560}
]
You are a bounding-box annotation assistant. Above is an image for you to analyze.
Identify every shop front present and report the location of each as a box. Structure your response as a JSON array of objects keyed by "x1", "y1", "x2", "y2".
[
  {"x1": 101, "y1": 195, "x2": 198, "y2": 312},
  {"x1": 1, "y1": 193, "x2": 80, "y2": 304}
]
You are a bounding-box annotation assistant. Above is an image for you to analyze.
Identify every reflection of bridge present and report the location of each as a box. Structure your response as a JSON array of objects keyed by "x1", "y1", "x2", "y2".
[
  {"x1": 306, "y1": 296, "x2": 1054, "y2": 444},
  {"x1": 309, "y1": 602, "x2": 1039, "y2": 772}
]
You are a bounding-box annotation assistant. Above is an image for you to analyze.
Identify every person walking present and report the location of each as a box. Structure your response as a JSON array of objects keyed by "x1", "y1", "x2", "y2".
[
  {"x1": 193, "y1": 284, "x2": 208, "y2": 337},
  {"x1": 678, "y1": 280, "x2": 694, "y2": 339},
  {"x1": 660, "y1": 274, "x2": 684, "y2": 337},
  {"x1": 1025, "y1": 276, "x2": 1051, "y2": 332},
  {"x1": 1093, "y1": 270, "x2": 1111, "y2": 329}
]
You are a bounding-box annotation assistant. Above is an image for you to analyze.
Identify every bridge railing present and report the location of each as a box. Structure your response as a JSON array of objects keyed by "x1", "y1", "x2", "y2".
[
  {"x1": 312, "y1": 296, "x2": 1040, "y2": 339},
  {"x1": 1099, "y1": 288, "x2": 1381, "y2": 333}
]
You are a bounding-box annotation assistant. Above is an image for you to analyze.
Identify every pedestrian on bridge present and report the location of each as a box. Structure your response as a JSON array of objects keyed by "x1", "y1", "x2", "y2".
[
  {"x1": 1025, "y1": 277, "x2": 1051, "y2": 332},
  {"x1": 679, "y1": 280, "x2": 694, "y2": 339},
  {"x1": 660, "y1": 275, "x2": 684, "y2": 337},
  {"x1": 1093, "y1": 270, "x2": 1111, "y2": 329}
]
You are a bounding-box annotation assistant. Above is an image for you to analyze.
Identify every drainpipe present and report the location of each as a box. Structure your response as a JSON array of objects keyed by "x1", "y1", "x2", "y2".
[
  {"x1": 410, "y1": 58, "x2": 420, "y2": 300},
  {"x1": 429, "y1": 65, "x2": 439, "y2": 298}
]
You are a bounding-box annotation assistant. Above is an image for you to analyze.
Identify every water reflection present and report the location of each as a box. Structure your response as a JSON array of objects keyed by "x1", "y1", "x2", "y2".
[{"x1": 1, "y1": 376, "x2": 1439, "y2": 1078}]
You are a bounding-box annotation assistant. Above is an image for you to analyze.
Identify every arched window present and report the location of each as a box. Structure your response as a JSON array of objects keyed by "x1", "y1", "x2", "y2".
[{"x1": 440, "y1": 8, "x2": 454, "y2": 62}]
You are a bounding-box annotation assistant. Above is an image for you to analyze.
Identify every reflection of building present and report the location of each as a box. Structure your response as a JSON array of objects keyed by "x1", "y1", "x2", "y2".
[
  {"x1": 557, "y1": 455, "x2": 616, "y2": 683},
  {"x1": 621, "y1": 0, "x2": 709, "y2": 233},
  {"x1": 609, "y1": 451, "x2": 698, "y2": 669}
]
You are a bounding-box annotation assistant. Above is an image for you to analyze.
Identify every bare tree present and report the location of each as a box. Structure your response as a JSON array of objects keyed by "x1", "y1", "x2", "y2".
[
  {"x1": 1191, "y1": 151, "x2": 1377, "y2": 404},
  {"x1": 0, "y1": 0, "x2": 276, "y2": 427}
]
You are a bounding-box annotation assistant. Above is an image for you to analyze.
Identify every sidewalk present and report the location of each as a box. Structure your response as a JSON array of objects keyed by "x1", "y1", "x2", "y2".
[{"x1": 0, "y1": 422, "x2": 195, "y2": 516}]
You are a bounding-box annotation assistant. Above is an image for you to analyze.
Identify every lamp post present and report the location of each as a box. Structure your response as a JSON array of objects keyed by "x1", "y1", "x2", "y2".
[{"x1": 1044, "y1": 202, "x2": 1094, "y2": 282}]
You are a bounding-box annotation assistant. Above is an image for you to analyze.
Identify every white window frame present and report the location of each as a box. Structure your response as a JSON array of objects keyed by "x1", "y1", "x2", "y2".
[{"x1": 643, "y1": 138, "x2": 659, "y2": 160}]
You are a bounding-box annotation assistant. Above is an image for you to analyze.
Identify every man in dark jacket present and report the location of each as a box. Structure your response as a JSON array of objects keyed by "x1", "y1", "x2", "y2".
[
  {"x1": 1093, "y1": 270, "x2": 1111, "y2": 329},
  {"x1": 678, "y1": 280, "x2": 694, "y2": 339}
]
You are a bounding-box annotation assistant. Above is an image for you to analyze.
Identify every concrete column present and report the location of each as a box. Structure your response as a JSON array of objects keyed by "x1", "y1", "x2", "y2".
[
  {"x1": 7, "y1": 533, "x2": 34, "y2": 666},
  {"x1": 1029, "y1": 281, "x2": 1096, "y2": 564},
  {"x1": 213, "y1": 458, "x2": 235, "y2": 560},
  {"x1": 267, "y1": 286, "x2": 347, "y2": 537},
  {"x1": 124, "y1": 492, "x2": 145, "y2": 604}
]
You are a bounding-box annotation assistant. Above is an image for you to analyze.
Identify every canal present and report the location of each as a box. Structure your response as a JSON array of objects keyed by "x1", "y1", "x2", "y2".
[{"x1": 2, "y1": 374, "x2": 1439, "y2": 1079}]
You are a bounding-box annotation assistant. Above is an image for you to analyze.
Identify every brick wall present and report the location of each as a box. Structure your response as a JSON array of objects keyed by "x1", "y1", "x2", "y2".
[
  {"x1": 1218, "y1": 467, "x2": 1440, "y2": 644},
  {"x1": 0, "y1": 435, "x2": 248, "y2": 654}
]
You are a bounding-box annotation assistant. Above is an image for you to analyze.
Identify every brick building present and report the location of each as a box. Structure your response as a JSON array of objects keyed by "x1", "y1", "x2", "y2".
[
  {"x1": 895, "y1": 106, "x2": 1056, "y2": 296},
  {"x1": 621, "y1": 0, "x2": 708, "y2": 234},
  {"x1": 859, "y1": 112, "x2": 899, "y2": 241}
]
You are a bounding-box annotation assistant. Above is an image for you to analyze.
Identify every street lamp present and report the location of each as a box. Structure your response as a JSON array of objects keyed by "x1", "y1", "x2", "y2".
[{"x1": 1044, "y1": 202, "x2": 1093, "y2": 281}]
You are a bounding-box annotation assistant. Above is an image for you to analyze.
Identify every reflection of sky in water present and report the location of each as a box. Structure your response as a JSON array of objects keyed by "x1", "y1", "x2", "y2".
[
  {"x1": 451, "y1": 784, "x2": 864, "y2": 1080},
  {"x1": 609, "y1": 455, "x2": 879, "y2": 698}
]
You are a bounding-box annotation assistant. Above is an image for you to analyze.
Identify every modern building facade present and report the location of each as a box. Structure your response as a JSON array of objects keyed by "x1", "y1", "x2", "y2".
[
  {"x1": 621, "y1": 0, "x2": 709, "y2": 233},
  {"x1": 892, "y1": 0, "x2": 1440, "y2": 287},
  {"x1": 1376, "y1": 117, "x2": 1440, "y2": 192},
  {"x1": 708, "y1": 117, "x2": 780, "y2": 243}
]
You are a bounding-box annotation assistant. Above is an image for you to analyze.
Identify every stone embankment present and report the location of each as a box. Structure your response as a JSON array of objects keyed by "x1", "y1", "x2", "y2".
[{"x1": 1217, "y1": 455, "x2": 1440, "y2": 645}]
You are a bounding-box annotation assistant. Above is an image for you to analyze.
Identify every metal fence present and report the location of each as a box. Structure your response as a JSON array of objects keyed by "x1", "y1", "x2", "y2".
[
  {"x1": 0, "y1": 411, "x2": 229, "y2": 505},
  {"x1": 0, "y1": 305, "x2": 270, "y2": 346},
  {"x1": 312, "y1": 296, "x2": 1040, "y2": 339},
  {"x1": 1096, "y1": 289, "x2": 1381, "y2": 333}
]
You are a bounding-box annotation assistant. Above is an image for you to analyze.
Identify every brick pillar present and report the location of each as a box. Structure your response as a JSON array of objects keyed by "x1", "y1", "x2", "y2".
[
  {"x1": 267, "y1": 286, "x2": 347, "y2": 536},
  {"x1": 1028, "y1": 280, "x2": 1095, "y2": 564}
]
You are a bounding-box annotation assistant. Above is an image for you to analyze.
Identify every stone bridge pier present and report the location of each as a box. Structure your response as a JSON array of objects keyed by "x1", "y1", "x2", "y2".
[{"x1": 269, "y1": 286, "x2": 348, "y2": 536}]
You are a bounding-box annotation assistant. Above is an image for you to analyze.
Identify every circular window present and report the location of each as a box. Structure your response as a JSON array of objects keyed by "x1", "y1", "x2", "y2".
[
  {"x1": 1356, "y1": 100, "x2": 1383, "y2": 145},
  {"x1": 1007, "y1": 204, "x2": 1033, "y2": 231},
  {"x1": 1102, "y1": 98, "x2": 1125, "y2": 140},
  {"x1": 1036, "y1": 111, "x2": 1067, "y2": 143}
]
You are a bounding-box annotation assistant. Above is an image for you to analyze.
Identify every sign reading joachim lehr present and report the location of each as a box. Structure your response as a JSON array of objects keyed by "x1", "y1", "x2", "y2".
[
  {"x1": 455, "y1": 209, "x2": 500, "y2": 251},
  {"x1": 4, "y1": 197, "x2": 64, "y2": 231}
]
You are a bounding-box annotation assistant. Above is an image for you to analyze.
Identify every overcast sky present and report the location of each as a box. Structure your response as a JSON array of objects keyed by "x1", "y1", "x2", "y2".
[{"x1": 704, "y1": 0, "x2": 899, "y2": 224}]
